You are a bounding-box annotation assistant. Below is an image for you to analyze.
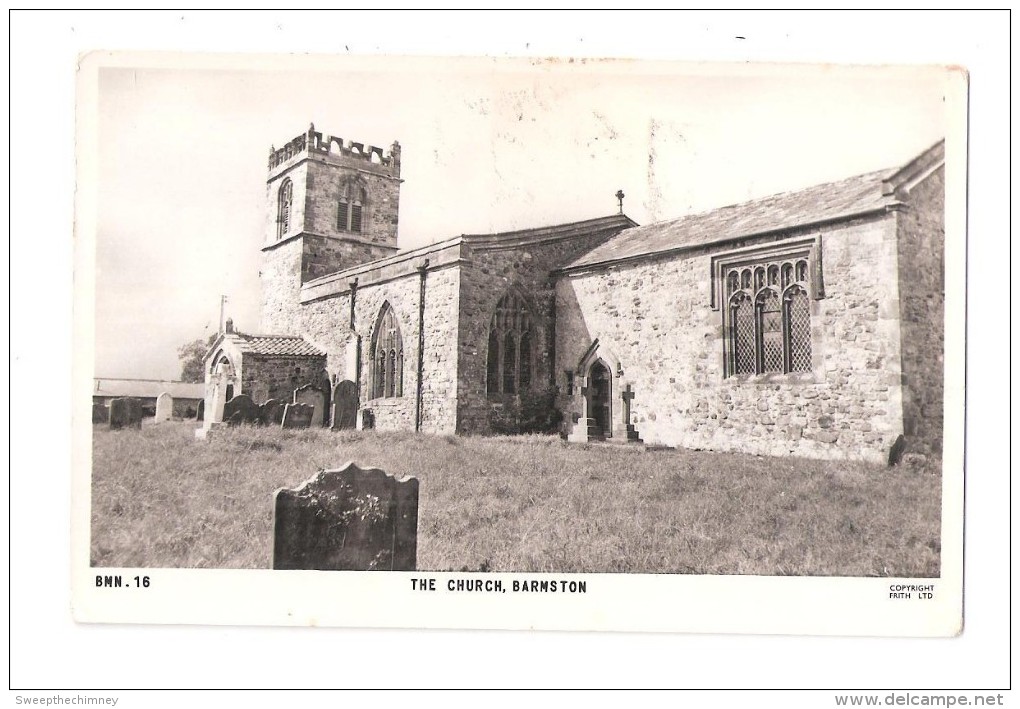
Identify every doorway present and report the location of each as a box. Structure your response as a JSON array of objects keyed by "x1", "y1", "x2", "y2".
[{"x1": 588, "y1": 360, "x2": 612, "y2": 438}]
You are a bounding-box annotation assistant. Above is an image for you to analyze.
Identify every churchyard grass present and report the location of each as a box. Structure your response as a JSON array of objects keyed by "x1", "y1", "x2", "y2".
[{"x1": 91, "y1": 421, "x2": 941, "y2": 576}]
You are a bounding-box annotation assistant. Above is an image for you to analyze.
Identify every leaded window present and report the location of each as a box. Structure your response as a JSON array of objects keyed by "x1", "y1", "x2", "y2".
[
  {"x1": 277, "y1": 179, "x2": 292, "y2": 240},
  {"x1": 372, "y1": 303, "x2": 403, "y2": 399},
  {"x1": 486, "y1": 292, "x2": 534, "y2": 395},
  {"x1": 338, "y1": 183, "x2": 366, "y2": 234},
  {"x1": 725, "y1": 258, "x2": 813, "y2": 376}
]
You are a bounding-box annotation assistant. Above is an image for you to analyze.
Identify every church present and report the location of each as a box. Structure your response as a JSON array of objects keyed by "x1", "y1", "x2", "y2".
[{"x1": 204, "y1": 124, "x2": 944, "y2": 464}]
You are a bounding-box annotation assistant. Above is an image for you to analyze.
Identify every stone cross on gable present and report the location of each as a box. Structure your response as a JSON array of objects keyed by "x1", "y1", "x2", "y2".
[{"x1": 621, "y1": 384, "x2": 636, "y2": 424}]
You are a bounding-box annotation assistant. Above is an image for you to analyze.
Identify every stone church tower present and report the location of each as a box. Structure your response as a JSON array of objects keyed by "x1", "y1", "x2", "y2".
[{"x1": 260, "y1": 124, "x2": 403, "y2": 333}]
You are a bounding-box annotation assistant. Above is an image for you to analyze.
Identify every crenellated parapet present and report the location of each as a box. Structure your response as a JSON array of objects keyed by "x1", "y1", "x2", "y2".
[{"x1": 268, "y1": 123, "x2": 401, "y2": 178}]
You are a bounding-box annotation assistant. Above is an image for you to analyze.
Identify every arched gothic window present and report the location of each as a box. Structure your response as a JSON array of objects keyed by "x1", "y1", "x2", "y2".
[
  {"x1": 277, "y1": 179, "x2": 293, "y2": 240},
  {"x1": 372, "y1": 303, "x2": 403, "y2": 399},
  {"x1": 338, "y1": 183, "x2": 367, "y2": 234},
  {"x1": 486, "y1": 292, "x2": 534, "y2": 395},
  {"x1": 726, "y1": 258, "x2": 812, "y2": 376}
]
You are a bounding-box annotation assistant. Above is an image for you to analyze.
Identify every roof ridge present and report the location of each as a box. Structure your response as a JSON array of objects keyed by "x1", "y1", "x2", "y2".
[
  {"x1": 461, "y1": 213, "x2": 631, "y2": 239},
  {"x1": 236, "y1": 331, "x2": 307, "y2": 340},
  {"x1": 663, "y1": 168, "x2": 892, "y2": 224}
]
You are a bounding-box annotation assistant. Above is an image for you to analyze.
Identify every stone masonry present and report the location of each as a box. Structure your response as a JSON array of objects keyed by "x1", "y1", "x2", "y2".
[
  {"x1": 206, "y1": 126, "x2": 944, "y2": 464},
  {"x1": 556, "y1": 215, "x2": 905, "y2": 463}
]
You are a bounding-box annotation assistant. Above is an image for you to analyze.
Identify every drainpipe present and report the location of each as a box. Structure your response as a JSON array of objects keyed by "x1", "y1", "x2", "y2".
[
  {"x1": 548, "y1": 280, "x2": 557, "y2": 391},
  {"x1": 349, "y1": 278, "x2": 360, "y2": 387},
  {"x1": 415, "y1": 260, "x2": 429, "y2": 432}
]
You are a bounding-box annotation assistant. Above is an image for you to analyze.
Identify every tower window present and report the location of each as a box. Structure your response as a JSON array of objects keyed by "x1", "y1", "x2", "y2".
[
  {"x1": 277, "y1": 179, "x2": 293, "y2": 240},
  {"x1": 372, "y1": 302, "x2": 403, "y2": 399},
  {"x1": 338, "y1": 183, "x2": 367, "y2": 234},
  {"x1": 486, "y1": 291, "x2": 534, "y2": 396}
]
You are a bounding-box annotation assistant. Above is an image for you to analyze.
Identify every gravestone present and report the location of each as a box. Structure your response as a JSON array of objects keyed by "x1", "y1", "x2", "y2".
[
  {"x1": 281, "y1": 402, "x2": 314, "y2": 429},
  {"x1": 196, "y1": 399, "x2": 204, "y2": 422},
  {"x1": 359, "y1": 408, "x2": 375, "y2": 431},
  {"x1": 108, "y1": 397, "x2": 142, "y2": 430},
  {"x1": 195, "y1": 362, "x2": 231, "y2": 439},
  {"x1": 272, "y1": 462, "x2": 419, "y2": 571},
  {"x1": 92, "y1": 402, "x2": 109, "y2": 424},
  {"x1": 293, "y1": 384, "x2": 326, "y2": 427},
  {"x1": 154, "y1": 392, "x2": 173, "y2": 423},
  {"x1": 331, "y1": 380, "x2": 359, "y2": 430},
  {"x1": 223, "y1": 394, "x2": 259, "y2": 425},
  {"x1": 260, "y1": 398, "x2": 285, "y2": 426}
]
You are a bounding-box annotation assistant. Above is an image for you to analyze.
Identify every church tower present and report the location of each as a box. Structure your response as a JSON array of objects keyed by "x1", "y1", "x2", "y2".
[{"x1": 260, "y1": 123, "x2": 402, "y2": 333}]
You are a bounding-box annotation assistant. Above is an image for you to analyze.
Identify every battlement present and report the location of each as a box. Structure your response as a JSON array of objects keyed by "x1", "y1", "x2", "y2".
[{"x1": 268, "y1": 123, "x2": 401, "y2": 178}]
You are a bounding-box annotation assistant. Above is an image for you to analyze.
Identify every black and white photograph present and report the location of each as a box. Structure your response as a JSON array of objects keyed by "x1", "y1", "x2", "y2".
[
  {"x1": 70, "y1": 49, "x2": 966, "y2": 637},
  {"x1": 12, "y1": 9, "x2": 1010, "y2": 697}
]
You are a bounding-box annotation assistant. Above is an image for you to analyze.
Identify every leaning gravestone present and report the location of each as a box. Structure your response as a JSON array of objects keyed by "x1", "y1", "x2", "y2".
[
  {"x1": 260, "y1": 398, "x2": 285, "y2": 426},
  {"x1": 272, "y1": 462, "x2": 419, "y2": 571},
  {"x1": 281, "y1": 402, "x2": 314, "y2": 429},
  {"x1": 331, "y1": 380, "x2": 359, "y2": 430},
  {"x1": 108, "y1": 397, "x2": 142, "y2": 430},
  {"x1": 154, "y1": 392, "x2": 173, "y2": 423},
  {"x1": 293, "y1": 384, "x2": 326, "y2": 427},
  {"x1": 223, "y1": 394, "x2": 259, "y2": 425}
]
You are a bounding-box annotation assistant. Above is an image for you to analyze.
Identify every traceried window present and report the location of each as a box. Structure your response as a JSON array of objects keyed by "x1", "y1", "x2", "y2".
[
  {"x1": 372, "y1": 303, "x2": 403, "y2": 399},
  {"x1": 338, "y1": 183, "x2": 367, "y2": 234},
  {"x1": 725, "y1": 257, "x2": 813, "y2": 376},
  {"x1": 486, "y1": 292, "x2": 533, "y2": 395},
  {"x1": 277, "y1": 179, "x2": 293, "y2": 240}
]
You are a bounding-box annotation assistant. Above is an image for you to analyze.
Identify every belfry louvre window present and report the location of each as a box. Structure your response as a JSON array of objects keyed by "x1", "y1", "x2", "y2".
[
  {"x1": 372, "y1": 303, "x2": 403, "y2": 399},
  {"x1": 338, "y1": 183, "x2": 366, "y2": 234},
  {"x1": 277, "y1": 179, "x2": 293, "y2": 240},
  {"x1": 725, "y1": 258, "x2": 813, "y2": 376},
  {"x1": 486, "y1": 292, "x2": 533, "y2": 395}
]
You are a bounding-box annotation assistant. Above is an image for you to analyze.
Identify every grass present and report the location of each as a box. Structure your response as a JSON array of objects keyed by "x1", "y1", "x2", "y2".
[{"x1": 91, "y1": 421, "x2": 942, "y2": 576}]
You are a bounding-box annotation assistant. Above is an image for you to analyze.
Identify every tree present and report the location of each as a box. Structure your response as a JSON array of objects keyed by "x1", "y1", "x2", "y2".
[{"x1": 178, "y1": 334, "x2": 218, "y2": 383}]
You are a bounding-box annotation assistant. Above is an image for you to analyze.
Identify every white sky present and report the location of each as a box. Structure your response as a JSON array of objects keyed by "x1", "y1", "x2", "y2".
[{"x1": 90, "y1": 56, "x2": 948, "y2": 380}]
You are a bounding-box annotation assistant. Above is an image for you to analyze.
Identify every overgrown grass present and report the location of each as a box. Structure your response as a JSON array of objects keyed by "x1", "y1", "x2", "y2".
[{"x1": 91, "y1": 421, "x2": 941, "y2": 576}]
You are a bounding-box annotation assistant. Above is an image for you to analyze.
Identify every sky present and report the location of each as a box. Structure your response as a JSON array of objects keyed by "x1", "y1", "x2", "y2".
[{"x1": 88, "y1": 54, "x2": 950, "y2": 380}]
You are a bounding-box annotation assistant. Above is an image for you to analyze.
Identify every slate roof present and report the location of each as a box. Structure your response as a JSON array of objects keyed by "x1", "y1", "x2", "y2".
[
  {"x1": 461, "y1": 213, "x2": 637, "y2": 248},
  {"x1": 231, "y1": 333, "x2": 325, "y2": 357},
  {"x1": 93, "y1": 379, "x2": 206, "y2": 400},
  {"x1": 564, "y1": 168, "x2": 898, "y2": 271}
]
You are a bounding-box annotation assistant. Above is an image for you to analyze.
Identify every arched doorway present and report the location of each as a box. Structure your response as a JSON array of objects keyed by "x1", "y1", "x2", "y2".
[{"x1": 587, "y1": 360, "x2": 612, "y2": 438}]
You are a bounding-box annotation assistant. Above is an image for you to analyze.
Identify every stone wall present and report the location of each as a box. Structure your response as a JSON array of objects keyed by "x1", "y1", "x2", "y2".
[
  {"x1": 260, "y1": 138, "x2": 401, "y2": 334},
  {"x1": 302, "y1": 234, "x2": 397, "y2": 283},
  {"x1": 264, "y1": 260, "x2": 462, "y2": 434},
  {"x1": 455, "y1": 231, "x2": 622, "y2": 434},
  {"x1": 304, "y1": 160, "x2": 400, "y2": 248},
  {"x1": 555, "y1": 214, "x2": 906, "y2": 463},
  {"x1": 896, "y1": 166, "x2": 945, "y2": 459},
  {"x1": 260, "y1": 238, "x2": 305, "y2": 334},
  {"x1": 240, "y1": 354, "x2": 329, "y2": 410}
]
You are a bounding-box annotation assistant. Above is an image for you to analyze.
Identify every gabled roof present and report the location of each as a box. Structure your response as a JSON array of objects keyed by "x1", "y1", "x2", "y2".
[
  {"x1": 461, "y1": 213, "x2": 637, "y2": 250},
  {"x1": 228, "y1": 332, "x2": 326, "y2": 357},
  {"x1": 562, "y1": 140, "x2": 945, "y2": 273},
  {"x1": 93, "y1": 379, "x2": 205, "y2": 400},
  {"x1": 300, "y1": 213, "x2": 636, "y2": 304},
  {"x1": 205, "y1": 331, "x2": 326, "y2": 361}
]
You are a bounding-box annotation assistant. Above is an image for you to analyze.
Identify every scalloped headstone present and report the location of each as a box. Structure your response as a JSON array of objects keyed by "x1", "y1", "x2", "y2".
[{"x1": 272, "y1": 463, "x2": 419, "y2": 571}]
